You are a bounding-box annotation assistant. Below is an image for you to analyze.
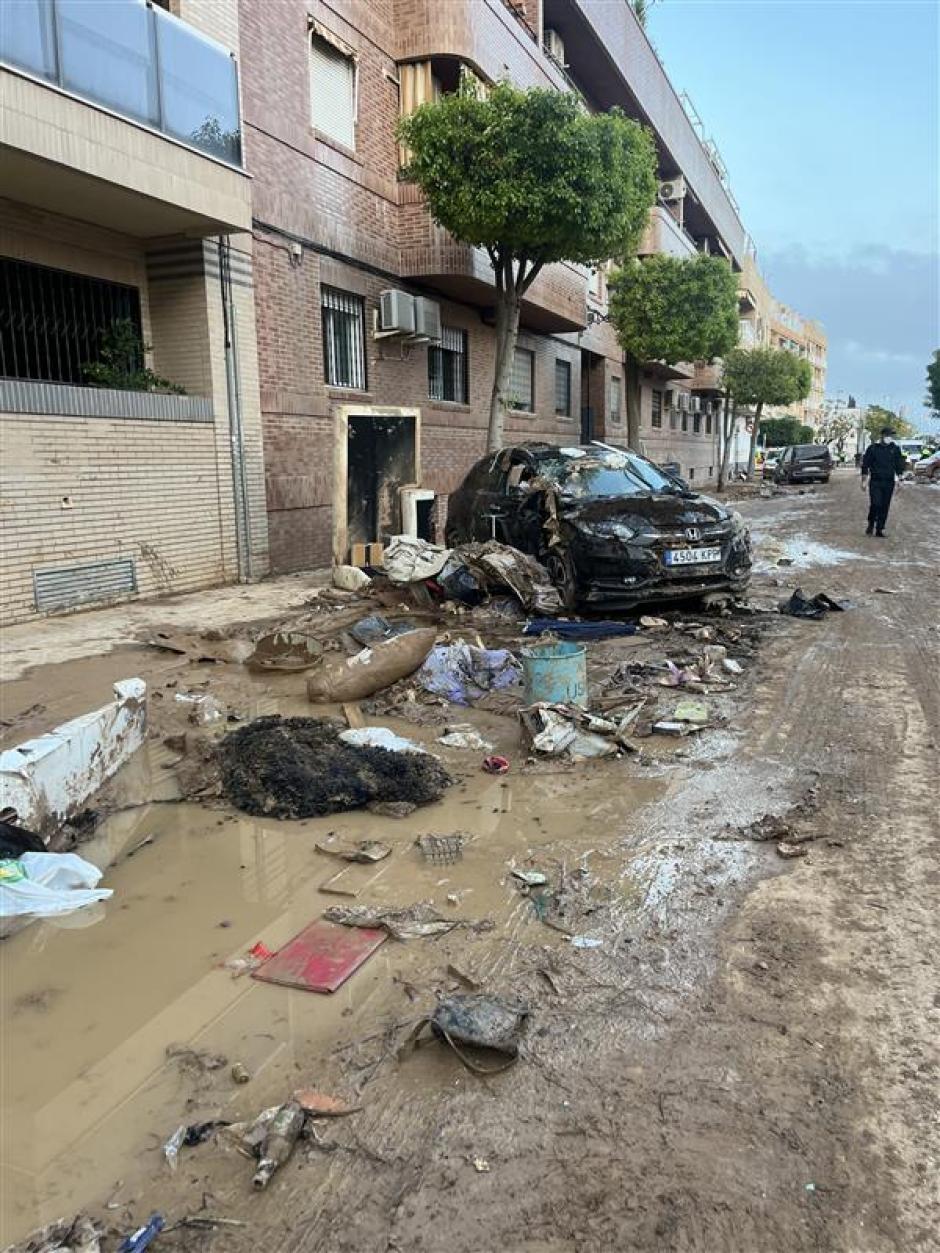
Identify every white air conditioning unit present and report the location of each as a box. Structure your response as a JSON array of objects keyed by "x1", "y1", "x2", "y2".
[
  {"x1": 543, "y1": 28, "x2": 566, "y2": 65},
  {"x1": 691, "y1": 396, "x2": 701, "y2": 413},
  {"x1": 658, "y1": 175, "x2": 687, "y2": 203},
  {"x1": 380, "y1": 289, "x2": 416, "y2": 334},
  {"x1": 413, "y1": 296, "x2": 442, "y2": 340}
]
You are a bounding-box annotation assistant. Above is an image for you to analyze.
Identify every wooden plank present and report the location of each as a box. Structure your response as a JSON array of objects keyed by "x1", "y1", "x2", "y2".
[{"x1": 342, "y1": 702, "x2": 365, "y2": 729}]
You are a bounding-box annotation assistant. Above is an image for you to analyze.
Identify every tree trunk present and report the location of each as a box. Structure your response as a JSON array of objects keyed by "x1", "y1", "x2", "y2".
[
  {"x1": 745, "y1": 400, "x2": 764, "y2": 479},
  {"x1": 717, "y1": 395, "x2": 735, "y2": 491},
  {"x1": 487, "y1": 288, "x2": 522, "y2": 452},
  {"x1": 625, "y1": 350, "x2": 642, "y2": 452}
]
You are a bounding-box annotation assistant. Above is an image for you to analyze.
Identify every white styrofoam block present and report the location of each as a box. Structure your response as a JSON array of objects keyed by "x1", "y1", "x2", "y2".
[{"x1": 0, "y1": 679, "x2": 147, "y2": 835}]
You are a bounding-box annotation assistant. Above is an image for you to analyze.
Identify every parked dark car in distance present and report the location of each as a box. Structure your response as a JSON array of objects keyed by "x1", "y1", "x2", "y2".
[
  {"x1": 445, "y1": 443, "x2": 752, "y2": 610},
  {"x1": 772, "y1": 444, "x2": 833, "y2": 484}
]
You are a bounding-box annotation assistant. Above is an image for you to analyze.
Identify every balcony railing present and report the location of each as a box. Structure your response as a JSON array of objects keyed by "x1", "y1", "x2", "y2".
[{"x1": 0, "y1": 0, "x2": 241, "y2": 166}]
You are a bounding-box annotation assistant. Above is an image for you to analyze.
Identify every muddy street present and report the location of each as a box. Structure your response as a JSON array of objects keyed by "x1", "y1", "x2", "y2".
[{"x1": 2, "y1": 471, "x2": 938, "y2": 1253}]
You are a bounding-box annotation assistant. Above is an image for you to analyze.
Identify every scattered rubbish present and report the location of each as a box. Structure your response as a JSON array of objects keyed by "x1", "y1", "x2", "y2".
[
  {"x1": 173, "y1": 1217, "x2": 248, "y2": 1232},
  {"x1": 447, "y1": 963, "x2": 482, "y2": 990},
  {"x1": 0, "y1": 678, "x2": 147, "y2": 838},
  {"x1": 383, "y1": 535, "x2": 451, "y2": 583},
  {"x1": 779, "y1": 588, "x2": 847, "y2": 619},
  {"x1": 232, "y1": 1062, "x2": 251, "y2": 1084},
  {"x1": 250, "y1": 941, "x2": 274, "y2": 961},
  {"x1": 722, "y1": 658, "x2": 744, "y2": 675},
  {"x1": 338, "y1": 726, "x2": 428, "y2": 755},
  {"x1": 175, "y1": 691, "x2": 224, "y2": 725},
  {"x1": 0, "y1": 816, "x2": 45, "y2": 859},
  {"x1": 342, "y1": 701, "x2": 365, "y2": 729},
  {"x1": 251, "y1": 918, "x2": 387, "y2": 993},
  {"x1": 437, "y1": 726, "x2": 493, "y2": 751},
  {"x1": 368, "y1": 800, "x2": 416, "y2": 819},
  {"x1": 142, "y1": 629, "x2": 251, "y2": 664},
  {"x1": 293, "y1": 1088, "x2": 361, "y2": 1117},
  {"x1": 416, "y1": 833, "x2": 465, "y2": 865},
  {"x1": 253, "y1": 1100, "x2": 306, "y2": 1190},
  {"x1": 0, "y1": 852, "x2": 112, "y2": 919},
  {"x1": 332, "y1": 565, "x2": 371, "y2": 592},
  {"x1": 672, "y1": 699, "x2": 710, "y2": 725},
  {"x1": 324, "y1": 900, "x2": 480, "y2": 940},
  {"x1": 651, "y1": 720, "x2": 703, "y2": 737},
  {"x1": 315, "y1": 839, "x2": 391, "y2": 863},
  {"x1": 777, "y1": 841, "x2": 808, "y2": 859},
  {"x1": 163, "y1": 1124, "x2": 186, "y2": 1172},
  {"x1": 427, "y1": 993, "x2": 529, "y2": 1073},
  {"x1": 639, "y1": 615, "x2": 669, "y2": 629},
  {"x1": 873, "y1": 587, "x2": 899, "y2": 596},
  {"x1": 482, "y1": 754, "x2": 510, "y2": 774},
  {"x1": 570, "y1": 935, "x2": 603, "y2": 949},
  {"x1": 348, "y1": 614, "x2": 417, "y2": 646},
  {"x1": 473, "y1": 1157, "x2": 491, "y2": 1173},
  {"x1": 418, "y1": 641, "x2": 521, "y2": 706},
  {"x1": 521, "y1": 639, "x2": 587, "y2": 709},
  {"x1": 117, "y1": 1214, "x2": 164, "y2": 1253},
  {"x1": 8, "y1": 1215, "x2": 101, "y2": 1253},
  {"x1": 218, "y1": 716, "x2": 452, "y2": 819},
  {"x1": 449, "y1": 541, "x2": 562, "y2": 615},
  {"x1": 511, "y1": 869, "x2": 548, "y2": 888},
  {"x1": 522, "y1": 619, "x2": 638, "y2": 641},
  {"x1": 245, "y1": 630, "x2": 324, "y2": 672},
  {"x1": 519, "y1": 705, "x2": 619, "y2": 760},
  {"x1": 307, "y1": 628, "x2": 437, "y2": 703}
]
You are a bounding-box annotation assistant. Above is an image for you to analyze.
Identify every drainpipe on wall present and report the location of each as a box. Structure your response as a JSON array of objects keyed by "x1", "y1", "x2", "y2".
[{"x1": 218, "y1": 235, "x2": 253, "y2": 582}]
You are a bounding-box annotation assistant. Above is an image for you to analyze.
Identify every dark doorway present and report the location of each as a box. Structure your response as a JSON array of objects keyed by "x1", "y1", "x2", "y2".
[
  {"x1": 580, "y1": 349, "x2": 603, "y2": 443},
  {"x1": 346, "y1": 415, "x2": 416, "y2": 549}
]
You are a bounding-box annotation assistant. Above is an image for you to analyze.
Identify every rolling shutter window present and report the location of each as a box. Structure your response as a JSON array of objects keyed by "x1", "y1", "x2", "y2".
[{"x1": 310, "y1": 34, "x2": 356, "y2": 150}]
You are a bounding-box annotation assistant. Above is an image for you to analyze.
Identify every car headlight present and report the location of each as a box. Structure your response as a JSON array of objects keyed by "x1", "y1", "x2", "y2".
[{"x1": 580, "y1": 519, "x2": 638, "y2": 541}]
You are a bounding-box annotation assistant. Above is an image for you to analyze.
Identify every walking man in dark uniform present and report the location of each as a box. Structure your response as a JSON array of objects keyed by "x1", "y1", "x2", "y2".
[{"x1": 860, "y1": 426, "x2": 905, "y2": 536}]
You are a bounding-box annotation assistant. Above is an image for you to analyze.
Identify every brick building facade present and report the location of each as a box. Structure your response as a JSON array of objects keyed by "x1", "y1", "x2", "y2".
[{"x1": 240, "y1": 0, "x2": 750, "y2": 573}]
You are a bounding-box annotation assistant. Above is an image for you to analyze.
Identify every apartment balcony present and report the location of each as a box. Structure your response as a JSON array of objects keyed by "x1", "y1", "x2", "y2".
[
  {"x1": 691, "y1": 361, "x2": 723, "y2": 393},
  {"x1": 637, "y1": 205, "x2": 698, "y2": 260},
  {"x1": 0, "y1": 0, "x2": 250, "y2": 237}
]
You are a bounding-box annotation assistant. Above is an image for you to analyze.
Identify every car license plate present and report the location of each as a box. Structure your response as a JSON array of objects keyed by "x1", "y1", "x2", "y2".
[{"x1": 664, "y1": 546, "x2": 722, "y2": 566}]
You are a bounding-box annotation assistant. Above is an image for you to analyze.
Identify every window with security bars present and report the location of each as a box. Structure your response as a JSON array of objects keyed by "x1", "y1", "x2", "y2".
[
  {"x1": 651, "y1": 389, "x2": 663, "y2": 428},
  {"x1": 706, "y1": 410, "x2": 713, "y2": 435},
  {"x1": 310, "y1": 33, "x2": 356, "y2": 149},
  {"x1": 554, "y1": 359, "x2": 572, "y2": 416},
  {"x1": 0, "y1": 256, "x2": 143, "y2": 385},
  {"x1": 322, "y1": 286, "x2": 366, "y2": 389},
  {"x1": 610, "y1": 376, "x2": 622, "y2": 423},
  {"x1": 510, "y1": 347, "x2": 534, "y2": 411},
  {"x1": 693, "y1": 411, "x2": 702, "y2": 434},
  {"x1": 428, "y1": 326, "x2": 468, "y2": 402}
]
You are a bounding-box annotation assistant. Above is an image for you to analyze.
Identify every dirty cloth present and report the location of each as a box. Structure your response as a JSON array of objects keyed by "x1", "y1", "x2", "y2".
[
  {"x1": 323, "y1": 901, "x2": 473, "y2": 940},
  {"x1": 418, "y1": 641, "x2": 521, "y2": 706},
  {"x1": 338, "y1": 727, "x2": 428, "y2": 754},
  {"x1": 522, "y1": 619, "x2": 638, "y2": 640},
  {"x1": 455, "y1": 542, "x2": 562, "y2": 615},
  {"x1": 218, "y1": 717, "x2": 451, "y2": 819},
  {"x1": 431, "y1": 994, "x2": 529, "y2": 1056},
  {"x1": 779, "y1": 589, "x2": 846, "y2": 620},
  {"x1": 0, "y1": 817, "x2": 45, "y2": 859},
  {"x1": 5, "y1": 1214, "x2": 101, "y2": 1253},
  {"x1": 348, "y1": 614, "x2": 416, "y2": 646},
  {"x1": 383, "y1": 535, "x2": 451, "y2": 583},
  {"x1": 0, "y1": 852, "x2": 112, "y2": 918}
]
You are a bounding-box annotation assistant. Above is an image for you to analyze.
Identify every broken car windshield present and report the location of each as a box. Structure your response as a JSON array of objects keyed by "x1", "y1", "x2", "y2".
[{"x1": 539, "y1": 454, "x2": 676, "y2": 498}]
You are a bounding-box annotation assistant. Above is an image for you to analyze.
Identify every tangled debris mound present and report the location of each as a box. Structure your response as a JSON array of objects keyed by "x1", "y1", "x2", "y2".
[{"x1": 218, "y1": 716, "x2": 452, "y2": 819}]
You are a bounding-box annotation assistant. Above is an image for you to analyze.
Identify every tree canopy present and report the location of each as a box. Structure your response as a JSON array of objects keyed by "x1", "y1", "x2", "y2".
[
  {"x1": 607, "y1": 253, "x2": 740, "y2": 366},
  {"x1": 926, "y1": 349, "x2": 940, "y2": 415},
  {"x1": 864, "y1": 404, "x2": 915, "y2": 441},
  {"x1": 760, "y1": 416, "x2": 814, "y2": 448},
  {"x1": 398, "y1": 81, "x2": 659, "y2": 450},
  {"x1": 722, "y1": 347, "x2": 813, "y2": 410}
]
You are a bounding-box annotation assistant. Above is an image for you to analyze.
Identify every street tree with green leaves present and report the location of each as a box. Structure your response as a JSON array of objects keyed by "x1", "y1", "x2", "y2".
[
  {"x1": 721, "y1": 347, "x2": 813, "y2": 480},
  {"x1": 864, "y1": 404, "x2": 915, "y2": 442},
  {"x1": 607, "y1": 253, "x2": 739, "y2": 450},
  {"x1": 926, "y1": 349, "x2": 940, "y2": 415},
  {"x1": 398, "y1": 82, "x2": 658, "y2": 451},
  {"x1": 760, "y1": 416, "x2": 814, "y2": 448}
]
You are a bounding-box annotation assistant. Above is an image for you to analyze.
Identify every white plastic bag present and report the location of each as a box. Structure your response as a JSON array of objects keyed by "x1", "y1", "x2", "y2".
[{"x1": 0, "y1": 852, "x2": 113, "y2": 918}]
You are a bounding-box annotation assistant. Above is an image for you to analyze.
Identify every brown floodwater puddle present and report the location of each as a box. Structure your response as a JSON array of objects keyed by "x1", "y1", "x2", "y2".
[{"x1": 0, "y1": 702, "x2": 667, "y2": 1244}]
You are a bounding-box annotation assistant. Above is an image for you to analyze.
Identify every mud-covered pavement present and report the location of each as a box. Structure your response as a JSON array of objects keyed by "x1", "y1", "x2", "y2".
[{"x1": 2, "y1": 471, "x2": 938, "y2": 1252}]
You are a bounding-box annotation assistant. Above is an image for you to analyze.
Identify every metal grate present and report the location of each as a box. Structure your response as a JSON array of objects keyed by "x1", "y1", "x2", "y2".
[
  {"x1": 416, "y1": 834, "x2": 464, "y2": 865},
  {"x1": 34, "y1": 558, "x2": 138, "y2": 614},
  {"x1": 322, "y1": 286, "x2": 366, "y2": 390},
  {"x1": 428, "y1": 326, "x2": 468, "y2": 403},
  {"x1": 651, "y1": 389, "x2": 663, "y2": 429},
  {"x1": 1, "y1": 256, "x2": 142, "y2": 386}
]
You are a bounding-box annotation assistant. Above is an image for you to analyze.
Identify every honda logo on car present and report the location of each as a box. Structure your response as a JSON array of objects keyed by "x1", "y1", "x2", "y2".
[{"x1": 684, "y1": 527, "x2": 701, "y2": 541}]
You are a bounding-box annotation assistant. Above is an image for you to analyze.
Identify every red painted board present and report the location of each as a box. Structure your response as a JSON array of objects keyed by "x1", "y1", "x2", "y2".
[{"x1": 252, "y1": 920, "x2": 386, "y2": 994}]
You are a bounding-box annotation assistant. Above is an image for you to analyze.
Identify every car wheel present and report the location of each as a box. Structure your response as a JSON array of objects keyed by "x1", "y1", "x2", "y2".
[{"x1": 544, "y1": 551, "x2": 578, "y2": 612}]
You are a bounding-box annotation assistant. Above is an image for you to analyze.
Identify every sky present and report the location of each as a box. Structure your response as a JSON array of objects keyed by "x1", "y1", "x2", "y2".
[{"x1": 649, "y1": 0, "x2": 940, "y2": 427}]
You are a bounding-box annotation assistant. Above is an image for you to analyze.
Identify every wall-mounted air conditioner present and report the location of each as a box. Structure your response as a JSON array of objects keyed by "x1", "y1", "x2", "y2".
[
  {"x1": 380, "y1": 289, "x2": 416, "y2": 334},
  {"x1": 691, "y1": 396, "x2": 701, "y2": 413},
  {"x1": 413, "y1": 296, "x2": 442, "y2": 340},
  {"x1": 544, "y1": 28, "x2": 566, "y2": 65},
  {"x1": 658, "y1": 175, "x2": 687, "y2": 203}
]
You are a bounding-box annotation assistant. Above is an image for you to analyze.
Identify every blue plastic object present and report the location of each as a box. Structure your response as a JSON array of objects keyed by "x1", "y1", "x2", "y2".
[
  {"x1": 118, "y1": 1214, "x2": 164, "y2": 1252},
  {"x1": 522, "y1": 619, "x2": 638, "y2": 641},
  {"x1": 520, "y1": 640, "x2": 588, "y2": 709}
]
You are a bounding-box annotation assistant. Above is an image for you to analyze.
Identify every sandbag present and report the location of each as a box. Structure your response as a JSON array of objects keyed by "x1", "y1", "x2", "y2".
[{"x1": 306, "y1": 628, "x2": 437, "y2": 703}]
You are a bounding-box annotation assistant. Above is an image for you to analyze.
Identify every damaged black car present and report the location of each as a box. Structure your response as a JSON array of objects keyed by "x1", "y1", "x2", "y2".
[{"x1": 445, "y1": 444, "x2": 752, "y2": 610}]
